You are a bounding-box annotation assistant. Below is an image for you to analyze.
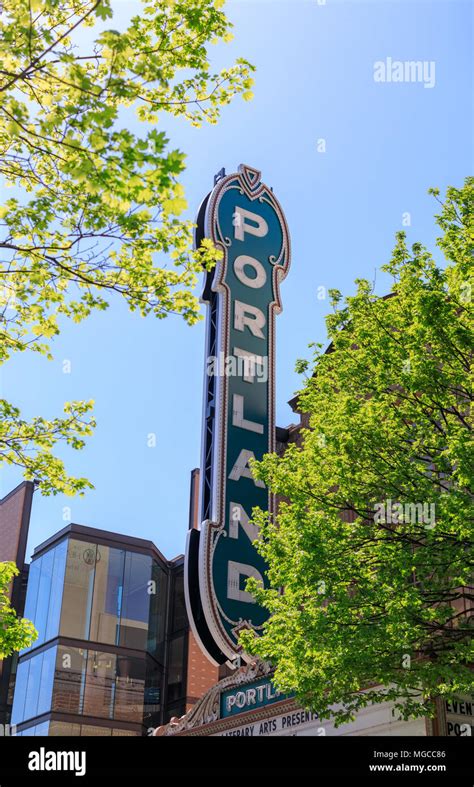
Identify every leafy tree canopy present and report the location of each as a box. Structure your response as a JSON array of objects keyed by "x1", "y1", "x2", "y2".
[
  {"x1": 0, "y1": 562, "x2": 37, "y2": 657},
  {"x1": 241, "y1": 179, "x2": 474, "y2": 726},
  {"x1": 0, "y1": 0, "x2": 253, "y2": 494}
]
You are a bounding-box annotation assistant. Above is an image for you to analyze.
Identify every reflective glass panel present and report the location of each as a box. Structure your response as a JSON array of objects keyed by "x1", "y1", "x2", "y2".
[
  {"x1": 34, "y1": 721, "x2": 50, "y2": 736},
  {"x1": 82, "y1": 650, "x2": 116, "y2": 719},
  {"x1": 172, "y1": 573, "x2": 187, "y2": 633},
  {"x1": 166, "y1": 635, "x2": 185, "y2": 704},
  {"x1": 89, "y1": 547, "x2": 125, "y2": 645},
  {"x1": 37, "y1": 645, "x2": 56, "y2": 716},
  {"x1": 120, "y1": 552, "x2": 152, "y2": 650},
  {"x1": 144, "y1": 656, "x2": 162, "y2": 729},
  {"x1": 11, "y1": 658, "x2": 30, "y2": 725},
  {"x1": 52, "y1": 645, "x2": 88, "y2": 715},
  {"x1": 147, "y1": 563, "x2": 167, "y2": 664},
  {"x1": 60, "y1": 541, "x2": 97, "y2": 639},
  {"x1": 45, "y1": 540, "x2": 67, "y2": 641},
  {"x1": 20, "y1": 725, "x2": 36, "y2": 736},
  {"x1": 114, "y1": 655, "x2": 145, "y2": 722},
  {"x1": 23, "y1": 652, "x2": 43, "y2": 721},
  {"x1": 34, "y1": 549, "x2": 54, "y2": 646}
]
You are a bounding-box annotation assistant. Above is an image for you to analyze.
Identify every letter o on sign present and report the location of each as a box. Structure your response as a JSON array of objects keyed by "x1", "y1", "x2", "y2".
[
  {"x1": 234, "y1": 255, "x2": 267, "y2": 289},
  {"x1": 235, "y1": 692, "x2": 246, "y2": 709}
]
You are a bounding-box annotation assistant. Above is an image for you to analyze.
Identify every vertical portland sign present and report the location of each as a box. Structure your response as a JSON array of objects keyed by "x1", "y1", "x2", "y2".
[{"x1": 185, "y1": 164, "x2": 290, "y2": 665}]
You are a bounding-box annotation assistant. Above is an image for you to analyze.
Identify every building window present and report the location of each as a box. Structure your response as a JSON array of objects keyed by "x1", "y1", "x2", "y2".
[
  {"x1": 120, "y1": 552, "x2": 152, "y2": 650},
  {"x1": 45, "y1": 540, "x2": 67, "y2": 641},
  {"x1": 52, "y1": 645, "x2": 87, "y2": 715},
  {"x1": 12, "y1": 646, "x2": 57, "y2": 725},
  {"x1": 23, "y1": 653, "x2": 43, "y2": 721},
  {"x1": 30, "y1": 721, "x2": 50, "y2": 736},
  {"x1": 60, "y1": 541, "x2": 97, "y2": 640},
  {"x1": 89, "y1": 547, "x2": 125, "y2": 646},
  {"x1": 11, "y1": 659, "x2": 29, "y2": 725},
  {"x1": 167, "y1": 635, "x2": 186, "y2": 704},
  {"x1": 21, "y1": 541, "x2": 67, "y2": 650},
  {"x1": 114, "y1": 655, "x2": 146, "y2": 723},
  {"x1": 82, "y1": 650, "x2": 116, "y2": 720},
  {"x1": 37, "y1": 646, "x2": 56, "y2": 716},
  {"x1": 18, "y1": 722, "x2": 49, "y2": 736},
  {"x1": 171, "y1": 573, "x2": 187, "y2": 633},
  {"x1": 144, "y1": 656, "x2": 162, "y2": 729},
  {"x1": 147, "y1": 562, "x2": 168, "y2": 664},
  {"x1": 34, "y1": 549, "x2": 55, "y2": 646}
]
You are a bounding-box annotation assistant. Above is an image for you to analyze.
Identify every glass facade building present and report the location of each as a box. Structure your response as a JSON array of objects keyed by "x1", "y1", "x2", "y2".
[{"x1": 11, "y1": 525, "x2": 188, "y2": 736}]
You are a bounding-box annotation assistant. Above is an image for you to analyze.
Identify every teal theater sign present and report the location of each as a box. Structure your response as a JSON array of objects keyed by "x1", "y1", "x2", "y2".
[
  {"x1": 221, "y1": 678, "x2": 293, "y2": 719},
  {"x1": 184, "y1": 164, "x2": 290, "y2": 664}
]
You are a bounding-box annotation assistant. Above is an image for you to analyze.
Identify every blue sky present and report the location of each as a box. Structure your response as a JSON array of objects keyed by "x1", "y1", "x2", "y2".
[{"x1": 2, "y1": 0, "x2": 472, "y2": 561}]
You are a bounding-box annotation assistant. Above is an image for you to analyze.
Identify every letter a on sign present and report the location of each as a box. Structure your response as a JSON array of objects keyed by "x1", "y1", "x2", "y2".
[{"x1": 184, "y1": 164, "x2": 291, "y2": 664}]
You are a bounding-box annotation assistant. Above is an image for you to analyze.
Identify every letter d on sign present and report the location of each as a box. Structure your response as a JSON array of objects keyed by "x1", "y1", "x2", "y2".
[{"x1": 227, "y1": 560, "x2": 264, "y2": 603}]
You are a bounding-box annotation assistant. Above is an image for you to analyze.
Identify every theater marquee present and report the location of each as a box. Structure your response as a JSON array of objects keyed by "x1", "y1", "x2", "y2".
[
  {"x1": 153, "y1": 662, "x2": 428, "y2": 737},
  {"x1": 184, "y1": 164, "x2": 291, "y2": 664}
]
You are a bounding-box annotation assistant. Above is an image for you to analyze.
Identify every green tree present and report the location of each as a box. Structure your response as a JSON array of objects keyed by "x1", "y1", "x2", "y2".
[
  {"x1": 0, "y1": 0, "x2": 254, "y2": 494},
  {"x1": 0, "y1": 562, "x2": 37, "y2": 657},
  {"x1": 241, "y1": 179, "x2": 474, "y2": 726}
]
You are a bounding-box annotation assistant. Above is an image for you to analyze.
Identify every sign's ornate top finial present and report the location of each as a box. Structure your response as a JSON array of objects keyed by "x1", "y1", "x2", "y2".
[{"x1": 238, "y1": 164, "x2": 262, "y2": 194}]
